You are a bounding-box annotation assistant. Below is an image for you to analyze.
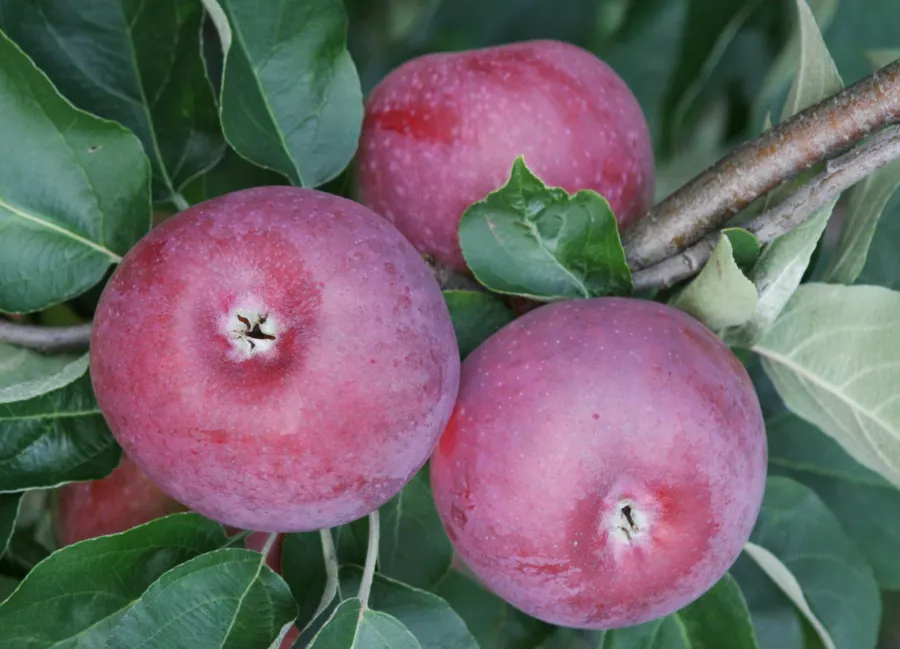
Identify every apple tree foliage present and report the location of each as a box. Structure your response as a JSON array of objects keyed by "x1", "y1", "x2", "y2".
[{"x1": 1, "y1": 0, "x2": 900, "y2": 647}]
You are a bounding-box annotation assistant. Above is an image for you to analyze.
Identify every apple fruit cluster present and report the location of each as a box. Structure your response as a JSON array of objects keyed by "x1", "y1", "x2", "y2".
[{"x1": 76, "y1": 39, "x2": 765, "y2": 633}]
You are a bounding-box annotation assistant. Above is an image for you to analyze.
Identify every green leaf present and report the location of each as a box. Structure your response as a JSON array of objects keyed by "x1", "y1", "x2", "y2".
[
  {"x1": 754, "y1": 0, "x2": 838, "y2": 126},
  {"x1": 0, "y1": 576, "x2": 17, "y2": 603},
  {"x1": 604, "y1": 574, "x2": 757, "y2": 648},
  {"x1": 181, "y1": 147, "x2": 288, "y2": 205},
  {"x1": 332, "y1": 519, "x2": 369, "y2": 567},
  {"x1": 203, "y1": 0, "x2": 363, "y2": 188},
  {"x1": 755, "y1": 283, "x2": 900, "y2": 488},
  {"x1": 821, "y1": 2, "x2": 900, "y2": 85},
  {"x1": 664, "y1": 0, "x2": 761, "y2": 145},
  {"x1": 0, "y1": 348, "x2": 88, "y2": 405},
  {"x1": 443, "y1": 291, "x2": 515, "y2": 360},
  {"x1": 601, "y1": 0, "x2": 686, "y2": 157},
  {"x1": 724, "y1": 0, "x2": 843, "y2": 346},
  {"x1": 308, "y1": 598, "x2": 421, "y2": 649},
  {"x1": 379, "y1": 469, "x2": 452, "y2": 590},
  {"x1": 106, "y1": 547, "x2": 297, "y2": 649},
  {"x1": 731, "y1": 554, "x2": 805, "y2": 649},
  {"x1": 857, "y1": 186, "x2": 900, "y2": 291},
  {"x1": 459, "y1": 157, "x2": 632, "y2": 300},
  {"x1": 781, "y1": 0, "x2": 844, "y2": 119},
  {"x1": 0, "y1": 30, "x2": 151, "y2": 314},
  {"x1": 671, "y1": 230, "x2": 758, "y2": 331},
  {"x1": 0, "y1": 0, "x2": 226, "y2": 204},
  {"x1": 745, "y1": 476, "x2": 881, "y2": 649},
  {"x1": 432, "y1": 571, "x2": 553, "y2": 649},
  {"x1": 724, "y1": 201, "x2": 836, "y2": 347},
  {"x1": 0, "y1": 373, "x2": 121, "y2": 491},
  {"x1": 815, "y1": 46, "x2": 900, "y2": 287},
  {"x1": 339, "y1": 567, "x2": 478, "y2": 649},
  {"x1": 0, "y1": 512, "x2": 227, "y2": 649},
  {"x1": 726, "y1": 228, "x2": 763, "y2": 267},
  {"x1": 0, "y1": 493, "x2": 21, "y2": 558},
  {"x1": 763, "y1": 385, "x2": 900, "y2": 589},
  {"x1": 282, "y1": 530, "x2": 335, "y2": 632}
]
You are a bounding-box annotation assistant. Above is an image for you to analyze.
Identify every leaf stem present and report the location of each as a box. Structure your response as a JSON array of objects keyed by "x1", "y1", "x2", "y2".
[
  {"x1": 623, "y1": 58, "x2": 900, "y2": 269},
  {"x1": 260, "y1": 532, "x2": 279, "y2": 560},
  {"x1": 632, "y1": 124, "x2": 900, "y2": 290},
  {"x1": 0, "y1": 320, "x2": 92, "y2": 353},
  {"x1": 358, "y1": 511, "x2": 380, "y2": 611},
  {"x1": 313, "y1": 529, "x2": 339, "y2": 619},
  {"x1": 171, "y1": 193, "x2": 190, "y2": 211},
  {"x1": 221, "y1": 529, "x2": 253, "y2": 548}
]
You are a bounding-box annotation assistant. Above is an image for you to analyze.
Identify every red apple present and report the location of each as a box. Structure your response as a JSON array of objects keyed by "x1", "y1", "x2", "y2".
[
  {"x1": 53, "y1": 455, "x2": 186, "y2": 547},
  {"x1": 90, "y1": 186, "x2": 460, "y2": 533},
  {"x1": 356, "y1": 39, "x2": 654, "y2": 272},
  {"x1": 430, "y1": 298, "x2": 766, "y2": 629}
]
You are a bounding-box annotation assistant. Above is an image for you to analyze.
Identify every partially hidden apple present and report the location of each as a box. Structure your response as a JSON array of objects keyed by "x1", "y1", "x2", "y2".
[
  {"x1": 53, "y1": 455, "x2": 186, "y2": 548},
  {"x1": 53, "y1": 456, "x2": 298, "y2": 646},
  {"x1": 356, "y1": 39, "x2": 654, "y2": 272},
  {"x1": 90, "y1": 186, "x2": 460, "y2": 533},
  {"x1": 430, "y1": 298, "x2": 766, "y2": 629}
]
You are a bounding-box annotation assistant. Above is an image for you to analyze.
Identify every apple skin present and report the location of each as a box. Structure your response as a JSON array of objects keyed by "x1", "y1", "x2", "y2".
[
  {"x1": 430, "y1": 298, "x2": 766, "y2": 629},
  {"x1": 53, "y1": 455, "x2": 187, "y2": 548},
  {"x1": 90, "y1": 186, "x2": 460, "y2": 533},
  {"x1": 356, "y1": 39, "x2": 654, "y2": 272}
]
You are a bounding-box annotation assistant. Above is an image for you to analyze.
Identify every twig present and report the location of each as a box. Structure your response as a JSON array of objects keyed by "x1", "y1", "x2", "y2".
[
  {"x1": 632, "y1": 125, "x2": 900, "y2": 291},
  {"x1": 623, "y1": 58, "x2": 900, "y2": 270},
  {"x1": 0, "y1": 320, "x2": 92, "y2": 353}
]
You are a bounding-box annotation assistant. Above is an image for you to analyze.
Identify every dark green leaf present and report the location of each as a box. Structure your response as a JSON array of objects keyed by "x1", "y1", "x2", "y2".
[
  {"x1": 604, "y1": 574, "x2": 757, "y2": 648},
  {"x1": 425, "y1": 0, "x2": 602, "y2": 52},
  {"x1": 379, "y1": 469, "x2": 452, "y2": 589},
  {"x1": 0, "y1": 30, "x2": 150, "y2": 314},
  {"x1": 459, "y1": 157, "x2": 632, "y2": 300},
  {"x1": 107, "y1": 548, "x2": 297, "y2": 649},
  {"x1": 432, "y1": 571, "x2": 553, "y2": 649},
  {"x1": 0, "y1": 493, "x2": 20, "y2": 560},
  {"x1": 0, "y1": 347, "x2": 88, "y2": 405},
  {"x1": 332, "y1": 518, "x2": 369, "y2": 566},
  {"x1": 443, "y1": 291, "x2": 514, "y2": 360},
  {"x1": 724, "y1": 228, "x2": 762, "y2": 267},
  {"x1": 857, "y1": 180, "x2": 900, "y2": 290},
  {"x1": 181, "y1": 147, "x2": 288, "y2": 205},
  {"x1": 746, "y1": 476, "x2": 881, "y2": 649},
  {"x1": 0, "y1": 531, "x2": 49, "y2": 578},
  {"x1": 307, "y1": 598, "x2": 421, "y2": 649},
  {"x1": 0, "y1": 374, "x2": 121, "y2": 491},
  {"x1": 0, "y1": 576, "x2": 16, "y2": 603},
  {"x1": 0, "y1": 512, "x2": 226, "y2": 649},
  {"x1": 282, "y1": 531, "x2": 333, "y2": 632},
  {"x1": 340, "y1": 567, "x2": 478, "y2": 649},
  {"x1": 205, "y1": 0, "x2": 363, "y2": 188},
  {"x1": 731, "y1": 554, "x2": 805, "y2": 649},
  {"x1": 0, "y1": 0, "x2": 226, "y2": 204},
  {"x1": 822, "y1": 0, "x2": 900, "y2": 85},
  {"x1": 663, "y1": 0, "x2": 761, "y2": 145},
  {"x1": 535, "y1": 627, "x2": 605, "y2": 649},
  {"x1": 756, "y1": 368, "x2": 900, "y2": 589},
  {"x1": 601, "y1": 0, "x2": 687, "y2": 157}
]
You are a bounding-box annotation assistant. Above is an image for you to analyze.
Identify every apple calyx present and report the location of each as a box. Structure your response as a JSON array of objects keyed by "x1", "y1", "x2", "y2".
[{"x1": 226, "y1": 307, "x2": 279, "y2": 358}]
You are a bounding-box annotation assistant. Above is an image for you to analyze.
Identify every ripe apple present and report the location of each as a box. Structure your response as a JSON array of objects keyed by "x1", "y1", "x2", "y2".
[
  {"x1": 356, "y1": 39, "x2": 654, "y2": 272},
  {"x1": 53, "y1": 455, "x2": 186, "y2": 547},
  {"x1": 90, "y1": 186, "x2": 460, "y2": 533},
  {"x1": 430, "y1": 298, "x2": 766, "y2": 629}
]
